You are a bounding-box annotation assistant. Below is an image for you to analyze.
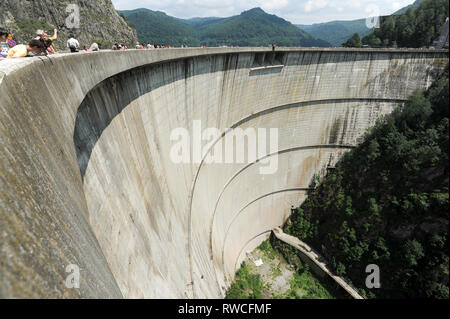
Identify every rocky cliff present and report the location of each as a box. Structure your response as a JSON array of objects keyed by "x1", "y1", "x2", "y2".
[{"x1": 0, "y1": 0, "x2": 137, "y2": 49}]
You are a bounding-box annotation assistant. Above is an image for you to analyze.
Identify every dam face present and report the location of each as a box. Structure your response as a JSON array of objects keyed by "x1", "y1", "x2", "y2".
[{"x1": 0, "y1": 48, "x2": 447, "y2": 298}]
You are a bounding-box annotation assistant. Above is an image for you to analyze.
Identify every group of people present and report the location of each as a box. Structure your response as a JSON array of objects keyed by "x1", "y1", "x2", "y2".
[
  {"x1": 1, "y1": 30, "x2": 46, "y2": 59},
  {"x1": 0, "y1": 28, "x2": 62, "y2": 59},
  {"x1": 1, "y1": 29, "x2": 173, "y2": 60},
  {"x1": 1, "y1": 28, "x2": 272, "y2": 61},
  {"x1": 113, "y1": 42, "x2": 172, "y2": 50},
  {"x1": 135, "y1": 42, "x2": 173, "y2": 49},
  {"x1": 0, "y1": 28, "x2": 101, "y2": 60},
  {"x1": 67, "y1": 34, "x2": 101, "y2": 53}
]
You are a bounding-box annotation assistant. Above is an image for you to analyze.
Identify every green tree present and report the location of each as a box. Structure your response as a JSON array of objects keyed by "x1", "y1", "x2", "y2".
[
  {"x1": 284, "y1": 65, "x2": 449, "y2": 299},
  {"x1": 362, "y1": 0, "x2": 449, "y2": 48},
  {"x1": 342, "y1": 33, "x2": 362, "y2": 47}
]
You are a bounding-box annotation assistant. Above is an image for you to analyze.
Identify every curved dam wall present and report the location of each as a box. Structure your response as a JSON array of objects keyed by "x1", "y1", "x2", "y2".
[{"x1": 0, "y1": 48, "x2": 447, "y2": 298}]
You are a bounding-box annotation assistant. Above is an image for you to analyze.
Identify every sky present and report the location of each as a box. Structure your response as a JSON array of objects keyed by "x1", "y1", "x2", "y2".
[{"x1": 112, "y1": 0, "x2": 417, "y2": 24}]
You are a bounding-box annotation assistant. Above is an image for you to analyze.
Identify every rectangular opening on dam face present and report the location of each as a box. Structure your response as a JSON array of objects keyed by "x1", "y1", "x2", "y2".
[
  {"x1": 253, "y1": 52, "x2": 265, "y2": 67},
  {"x1": 252, "y1": 52, "x2": 286, "y2": 68}
]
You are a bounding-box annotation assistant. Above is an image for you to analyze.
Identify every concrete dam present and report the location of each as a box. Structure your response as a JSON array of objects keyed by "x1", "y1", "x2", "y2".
[{"x1": 0, "y1": 48, "x2": 448, "y2": 299}]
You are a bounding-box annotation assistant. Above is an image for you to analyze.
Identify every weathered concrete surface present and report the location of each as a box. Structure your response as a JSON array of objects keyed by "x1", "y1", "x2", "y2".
[
  {"x1": 0, "y1": 48, "x2": 448, "y2": 299},
  {"x1": 273, "y1": 228, "x2": 364, "y2": 299}
]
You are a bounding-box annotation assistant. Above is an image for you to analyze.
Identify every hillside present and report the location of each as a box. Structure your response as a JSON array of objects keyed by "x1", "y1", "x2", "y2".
[
  {"x1": 119, "y1": 7, "x2": 331, "y2": 47},
  {"x1": 196, "y1": 8, "x2": 330, "y2": 47},
  {"x1": 282, "y1": 66, "x2": 449, "y2": 298},
  {"x1": 185, "y1": 17, "x2": 225, "y2": 28},
  {"x1": 296, "y1": 19, "x2": 372, "y2": 47},
  {"x1": 362, "y1": 0, "x2": 449, "y2": 47},
  {"x1": 0, "y1": 0, "x2": 137, "y2": 49},
  {"x1": 118, "y1": 8, "x2": 200, "y2": 47}
]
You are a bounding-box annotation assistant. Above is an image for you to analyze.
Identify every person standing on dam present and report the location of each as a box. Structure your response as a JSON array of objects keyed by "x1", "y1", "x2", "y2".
[{"x1": 67, "y1": 34, "x2": 80, "y2": 53}]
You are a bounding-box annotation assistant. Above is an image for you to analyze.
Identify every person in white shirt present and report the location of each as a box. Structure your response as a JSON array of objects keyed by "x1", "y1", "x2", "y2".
[
  {"x1": 67, "y1": 34, "x2": 80, "y2": 53},
  {"x1": 89, "y1": 42, "x2": 99, "y2": 51}
]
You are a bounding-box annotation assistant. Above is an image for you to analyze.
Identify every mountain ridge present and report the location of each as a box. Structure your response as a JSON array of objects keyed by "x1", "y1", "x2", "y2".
[{"x1": 119, "y1": 7, "x2": 331, "y2": 47}]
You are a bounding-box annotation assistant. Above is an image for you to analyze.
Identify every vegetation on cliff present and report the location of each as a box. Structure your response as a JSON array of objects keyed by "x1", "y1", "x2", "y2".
[
  {"x1": 226, "y1": 240, "x2": 345, "y2": 299},
  {"x1": 0, "y1": 0, "x2": 137, "y2": 49},
  {"x1": 284, "y1": 65, "x2": 449, "y2": 299},
  {"x1": 362, "y1": 0, "x2": 449, "y2": 48}
]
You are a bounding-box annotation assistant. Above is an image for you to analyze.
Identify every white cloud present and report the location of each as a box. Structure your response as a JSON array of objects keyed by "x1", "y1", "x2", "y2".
[
  {"x1": 345, "y1": 0, "x2": 362, "y2": 9},
  {"x1": 112, "y1": 0, "x2": 417, "y2": 24},
  {"x1": 260, "y1": 0, "x2": 289, "y2": 11},
  {"x1": 304, "y1": 0, "x2": 328, "y2": 13},
  {"x1": 391, "y1": 2, "x2": 402, "y2": 10}
]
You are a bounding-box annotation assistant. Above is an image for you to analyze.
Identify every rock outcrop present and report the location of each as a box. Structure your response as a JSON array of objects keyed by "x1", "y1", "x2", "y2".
[{"x1": 0, "y1": 0, "x2": 137, "y2": 49}]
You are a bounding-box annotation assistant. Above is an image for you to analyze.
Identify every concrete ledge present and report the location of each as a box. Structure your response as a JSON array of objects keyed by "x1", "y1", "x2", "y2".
[
  {"x1": 250, "y1": 64, "x2": 284, "y2": 71},
  {"x1": 273, "y1": 228, "x2": 365, "y2": 299}
]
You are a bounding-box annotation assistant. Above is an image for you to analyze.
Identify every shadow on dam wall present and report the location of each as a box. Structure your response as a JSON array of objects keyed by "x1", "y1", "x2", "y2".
[{"x1": 0, "y1": 48, "x2": 448, "y2": 299}]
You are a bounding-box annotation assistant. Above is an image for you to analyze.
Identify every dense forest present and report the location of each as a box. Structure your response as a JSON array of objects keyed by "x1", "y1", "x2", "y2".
[
  {"x1": 362, "y1": 0, "x2": 449, "y2": 48},
  {"x1": 118, "y1": 10, "x2": 201, "y2": 47},
  {"x1": 283, "y1": 66, "x2": 449, "y2": 299},
  {"x1": 118, "y1": 8, "x2": 330, "y2": 47},
  {"x1": 194, "y1": 8, "x2": 330, "y2": 47}
]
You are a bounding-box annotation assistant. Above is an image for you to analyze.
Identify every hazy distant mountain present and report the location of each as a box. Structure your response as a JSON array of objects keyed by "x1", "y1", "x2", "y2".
[
  {"x1": 119, "y1": 7, "x2": 331, "y2": 47},
  {"x1": 296, "y1": 19, "x2": 372, "y2": 47}
]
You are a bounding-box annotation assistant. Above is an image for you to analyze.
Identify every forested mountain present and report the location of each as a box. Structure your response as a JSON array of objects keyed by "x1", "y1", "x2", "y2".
[
  {"x1": 184, "y1": 17, "x2": 225, "y2": 28},
  {"x1": 118, "y1": 7, "x2": 331, "y2": 47},
  {"x1": 195, "y1": 8, "x2": 330, "y2": 47},
  {"x1": 296, "y1": 19, "x2": 372, "y2": 47},
  {"x1": 362, "y1": 0, "x2": 449, "y2": 47},
  {"x1": 283, "y1": 66, "x2": 449, "y2": 299},
  {"x1": 118, "y1": 9, "x2": 200, "y2": 46}
]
